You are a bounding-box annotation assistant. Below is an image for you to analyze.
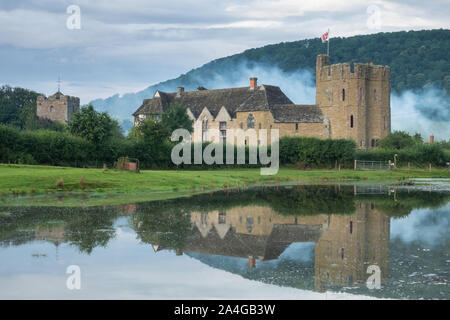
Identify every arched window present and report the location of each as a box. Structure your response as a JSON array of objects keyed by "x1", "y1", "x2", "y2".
[
  {"x1": 350, "y1": 115, "x2": 354, "y2": 128},
  {"x1": 247, "y1": 113, "x2": 255, "y2": 129},
  {"x1": 50, "y1": 106, "x2": 54, "y2": 112},
  {"x1": 342, "y1": 89, "x2": 345, "y2": 101},
  {"x1": 371, "y1": 139, "x2": 376, "y2": 148}
]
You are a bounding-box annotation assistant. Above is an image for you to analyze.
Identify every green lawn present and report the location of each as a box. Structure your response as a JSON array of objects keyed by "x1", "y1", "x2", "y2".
[{"x1": 0, "y1": 164, "x2": 449, "y2": 207}]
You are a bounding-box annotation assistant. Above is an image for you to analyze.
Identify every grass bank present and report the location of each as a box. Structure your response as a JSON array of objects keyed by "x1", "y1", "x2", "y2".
[{"x1": 0, "y1": 164, "x2": 449, "y2": 207}]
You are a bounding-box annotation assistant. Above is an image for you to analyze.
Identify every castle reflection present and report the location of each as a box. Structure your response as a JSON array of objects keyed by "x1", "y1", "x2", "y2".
[{"x1": 134, "y1": 189, "x2": 390, "y2": 292}]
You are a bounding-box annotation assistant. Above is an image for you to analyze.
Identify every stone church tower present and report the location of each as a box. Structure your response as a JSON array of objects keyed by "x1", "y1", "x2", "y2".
[
  {"x1": 316, "y1": 55, "x2": 391, "y2": 148},
  {"x1": 36, "y1": 91, "x2": 80, "y2": 123}
]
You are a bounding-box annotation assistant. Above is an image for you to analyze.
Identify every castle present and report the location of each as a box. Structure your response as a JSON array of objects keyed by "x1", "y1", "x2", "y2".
[
  {"x1": 133, "y1": 54, "x2": 391, "y2": 148},
  {"x1": 36, "y1": 90, "x2": 80, "y2": 123}
]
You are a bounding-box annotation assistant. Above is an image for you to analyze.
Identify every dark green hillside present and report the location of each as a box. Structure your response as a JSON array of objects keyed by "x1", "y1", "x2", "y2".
[
  {"x1": 90, "y1": 29, "x2": 450, "y2": 118},
  {"x1": 195, "y1": 29, "x2": 450, "y2": 92}
]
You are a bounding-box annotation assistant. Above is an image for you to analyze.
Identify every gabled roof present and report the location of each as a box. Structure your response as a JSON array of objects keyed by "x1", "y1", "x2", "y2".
[{"x1": 133, "y1": 85, "x2": 293, "y2": 118}]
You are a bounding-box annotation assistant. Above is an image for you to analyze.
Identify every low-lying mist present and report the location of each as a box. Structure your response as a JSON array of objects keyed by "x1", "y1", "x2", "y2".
[
  {"x1": 92, "y1": 62, "x2": 449, "y2": 140},
  {"x1": 192, "y1": 62, "x2": 450, "y2": 140}
]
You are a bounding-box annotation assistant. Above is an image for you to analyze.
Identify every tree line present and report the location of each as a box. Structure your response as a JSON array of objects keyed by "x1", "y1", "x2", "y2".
[{"x1": 1, "y1": 85, "x2": 449, "y2": 169}]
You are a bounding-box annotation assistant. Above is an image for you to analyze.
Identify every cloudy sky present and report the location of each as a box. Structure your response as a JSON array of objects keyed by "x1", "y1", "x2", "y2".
[{"x1": 0, "y1": 0, "x2": 449, "y2": 103}]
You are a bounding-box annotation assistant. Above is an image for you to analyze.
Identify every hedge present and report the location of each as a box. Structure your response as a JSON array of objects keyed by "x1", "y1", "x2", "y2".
[
  {"x1": 7, "y1": 124, "x2": 448, "y2": 169},
  {"x1": 355, "y1": 144, "x2": 450, "y2": 167}
]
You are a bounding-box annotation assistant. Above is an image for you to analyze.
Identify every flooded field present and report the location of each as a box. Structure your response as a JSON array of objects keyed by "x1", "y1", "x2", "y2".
[{"x1": 0, "y1": 185, "x2": 449, "y2": 299}]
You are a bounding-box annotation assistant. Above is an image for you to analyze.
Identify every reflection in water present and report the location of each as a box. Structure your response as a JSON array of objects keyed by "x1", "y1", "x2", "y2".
[
  {"x1": 0, "y1": 185, "x2": 449, "y2": 299},
  {"x1": 134, "y1": 199, "x2": 390, "y2": 293}
]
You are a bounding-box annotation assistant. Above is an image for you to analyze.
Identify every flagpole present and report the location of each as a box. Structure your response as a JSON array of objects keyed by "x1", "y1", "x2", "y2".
[{"x1": 327, "y1": 28, "x2": 330, "y2": 57}]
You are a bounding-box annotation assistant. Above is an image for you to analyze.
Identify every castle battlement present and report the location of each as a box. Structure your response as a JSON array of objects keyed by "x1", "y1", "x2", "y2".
[{"x1": 317, "y1": 55, "x2": 390, "y2": 81}]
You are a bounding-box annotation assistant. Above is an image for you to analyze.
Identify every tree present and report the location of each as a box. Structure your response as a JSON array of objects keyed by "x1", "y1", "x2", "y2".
[
  {"x1": 377, "y1": 131, "x2": 421, "y2": 150},
  {"x1": 68, "y1": 105, "x2": 119, "y2": 144},
  {"x1": 137, "y1": 117, "x2": 169, "y2": 147},
  {"x1": 0, "y1": 85, "x2": 40, "y2": 127},
  {"x1": 161, "y1": 102, "x2": 194, "y2": 134}
]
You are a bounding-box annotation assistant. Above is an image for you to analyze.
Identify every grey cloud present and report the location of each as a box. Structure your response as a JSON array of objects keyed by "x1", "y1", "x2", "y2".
[{"x1": 0, "y1": 0, "x2": 448, "y2": 108}]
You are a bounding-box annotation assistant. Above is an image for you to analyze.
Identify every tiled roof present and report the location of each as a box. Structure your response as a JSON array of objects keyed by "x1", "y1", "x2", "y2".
[
  {"x1": 133, "y1": 85, "x2": 293, "y2": 118},
  {"x1": 270, "y1": 104, "x2": 324, "y2": 123}
]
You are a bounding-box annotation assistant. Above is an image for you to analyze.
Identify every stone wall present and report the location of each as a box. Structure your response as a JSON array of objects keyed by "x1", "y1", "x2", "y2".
[
  {"x1": 36, "y1": 92, "x2": 80, "y2": 123},
  {"x1": 315, "y1": 54, "x2": 391, "y2": 148}
]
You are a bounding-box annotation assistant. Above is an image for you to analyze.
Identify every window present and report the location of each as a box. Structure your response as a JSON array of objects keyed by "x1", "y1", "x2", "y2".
[
  {"x1": 218, "y1": 211, "x2": 226, "y2": 224},
  {"x1": 202, "y1": 118, "x2": 208, "y2": 142},
  {"x1": 342, "y1": 89, "x2": 345, "y2": 101},
  {"x1": 258, "y1": 123, "x2": 262, "y2": 129},
  {"x1": 50, "y1": 106, "x2": 54, "y2": 112},
  {"x1": 373, "y1": 89, "x2": 377, "y2": 102},
  {"x1": 240, "y1": 122, "x2": 243, "y2": 129},
  {"x1": 383, "y1": 116, "x2": 387, "y2": 130},
  {"x1": 247, "y1": 113, "x2": 255, "y2": 129},
  {"x1": 246, "y1": 218, "x2": 254, "y2": 233},
  {"x1": 359, "y1": 87, "x2": 362, "y2": 103},
  {"x1": 371, "y1": 139, "x2": 376, "y2": 148},
  {"x1": 295, "y1": 123, "x2": 299, "y2": 131},
  {"x1": 349, "y1": 221, "x2": 353, "y2": 234},
  {"x1": 341, "y1": 248, "x2": 345, "y2": 260},
  {"x1": 201, "y1": 213, "x2": 208, "y2": 227},
  {"x1": 220, "y1": 121, "x2": 227, "y2": 143},
  {"x1": 350, "y1": 115, "x2": 354, "y2": 128}
]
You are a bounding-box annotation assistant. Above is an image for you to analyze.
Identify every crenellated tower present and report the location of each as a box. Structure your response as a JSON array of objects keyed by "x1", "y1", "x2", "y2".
[{"x1": 315, "y1": 55, "x2": 391, "y2": 148}]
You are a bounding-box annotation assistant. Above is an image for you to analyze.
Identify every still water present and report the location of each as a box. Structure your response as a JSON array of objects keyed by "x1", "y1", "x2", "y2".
[{"x1": 0, "y1": 185, "x2": 449, "y2": 299}]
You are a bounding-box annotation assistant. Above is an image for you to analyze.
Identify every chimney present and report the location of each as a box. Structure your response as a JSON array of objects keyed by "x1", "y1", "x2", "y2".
[
  {"x1": 177, "y1": 87, "x2": 184, "y2": 97},
  {"x1": 430, "y1": 134, "x2": 434, "y2": 144},
  {"x1": 250, "y1": 77, "x2": 258, "y2": 89},
  {"x1": 248, "y1": 256, "x2": 256, "y2": 268}
]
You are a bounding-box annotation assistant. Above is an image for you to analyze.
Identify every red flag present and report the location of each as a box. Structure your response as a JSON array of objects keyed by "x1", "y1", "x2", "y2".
[{"x1": 321, "y1": 31, "x2": 329, "y2": 43}]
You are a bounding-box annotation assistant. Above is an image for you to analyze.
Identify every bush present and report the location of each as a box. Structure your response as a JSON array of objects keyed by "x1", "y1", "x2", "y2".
[
  {"x1": 356, "y1": 144, "x2": 449, "y2": 167},
  {"x1": 377, "y1": 131, "x2": 422, "y2": 149},
  {"x1": 279, "y1": 136, "x2": 356, "y2": 168}
]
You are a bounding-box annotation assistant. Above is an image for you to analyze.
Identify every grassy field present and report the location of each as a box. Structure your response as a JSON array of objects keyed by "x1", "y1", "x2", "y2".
[{"x1": 0, "y1": 164, "x2": 449, "y2": 207}]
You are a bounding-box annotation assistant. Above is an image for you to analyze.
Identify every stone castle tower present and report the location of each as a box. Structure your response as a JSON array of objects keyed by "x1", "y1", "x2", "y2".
[
  {"x1": 36, "y1": 91, "x2": 80, "y2": 123},
  {"x1": 316, "y1": 55, "x2": 391, "y2": 148}
]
